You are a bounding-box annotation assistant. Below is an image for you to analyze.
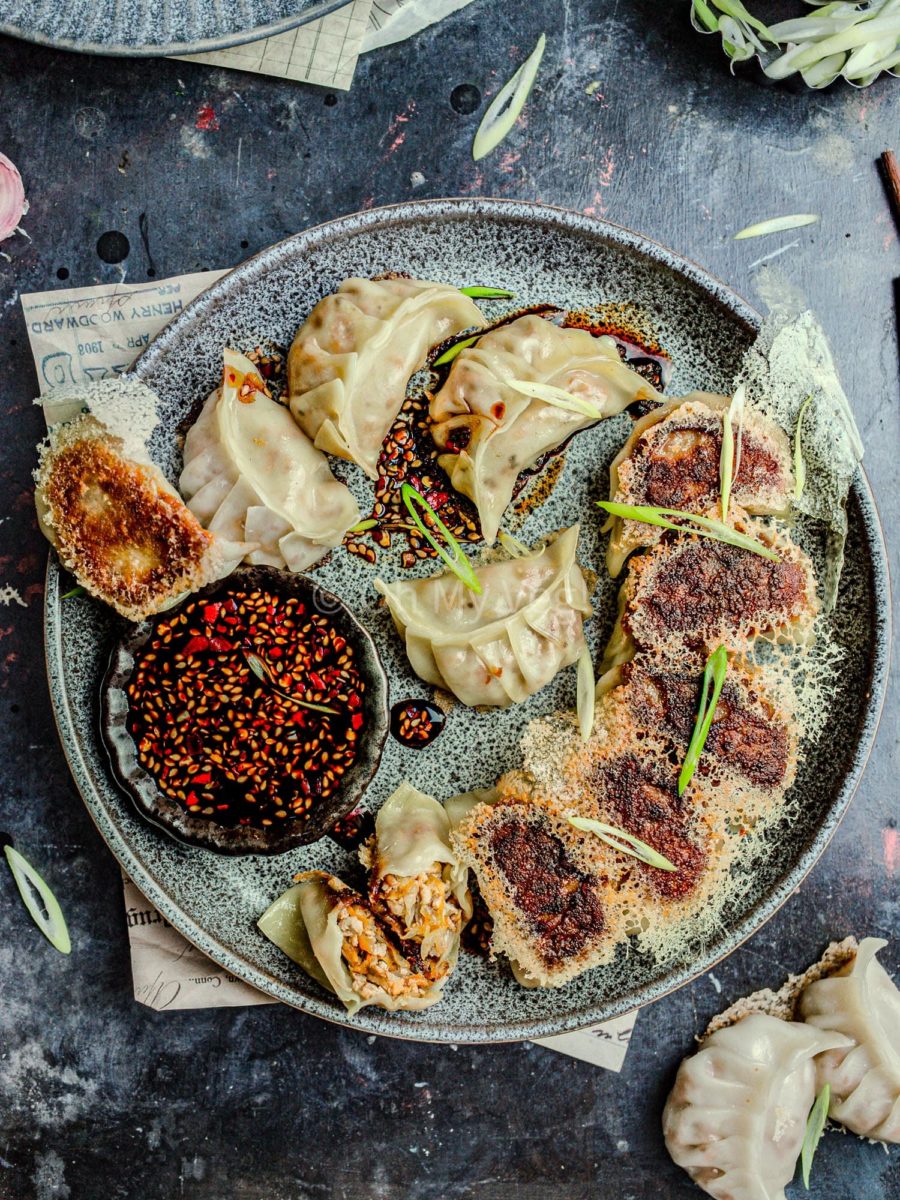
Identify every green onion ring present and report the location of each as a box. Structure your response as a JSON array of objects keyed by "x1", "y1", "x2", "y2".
[{"x1": 678, "y1": 645, "x2": 729, "y2": 795}]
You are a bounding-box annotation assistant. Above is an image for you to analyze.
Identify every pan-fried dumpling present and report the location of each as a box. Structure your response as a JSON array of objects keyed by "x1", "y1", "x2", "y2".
[
  {"x1": 360, "y1": 782, "x2": 472, "y2": 981},
  {"x1": 258, "y1": 870, "x2": 442, "y2": 1014},
  {"x1": 799, "y1": 937, "x2": 900, "y2": 1142},
  {"x1": 430, "y1": 315, "x2": 661, "y2": 543},
  {"x1": 288, "y1": 277, "x2": 485, "y2": 479},
  {"x1": 604, "y1": 393, "x2": 794, "y2": 576},
  {"x1": 375, "y1": 524, "x2": 592, "y2": 707},
  {"x1": 663, "y1": 1014, "x2": 851, "y2": 1200},
  {"x1": 180, "y1": 348, "x2": 360, "y2": 573}
]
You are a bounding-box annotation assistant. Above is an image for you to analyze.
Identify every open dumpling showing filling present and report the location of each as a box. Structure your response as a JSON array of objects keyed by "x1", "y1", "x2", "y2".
[
  {"x1": 375, "y1": 524, "x2": 592, "y2": 707},
  {"x1": 288, "y1": 277, "x2": 485, "y2": 479},
  {"x1": 430, "y1": 314, "x2": 661, "y2": 544},
  {"x1": 180, "y1": 348, "x2": 360, "y2": 573}
]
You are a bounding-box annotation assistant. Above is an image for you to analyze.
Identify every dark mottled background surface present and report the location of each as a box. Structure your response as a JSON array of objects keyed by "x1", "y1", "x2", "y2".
[{"x1": 0, "y1": 2, "x2": 898, "y2": 1197}]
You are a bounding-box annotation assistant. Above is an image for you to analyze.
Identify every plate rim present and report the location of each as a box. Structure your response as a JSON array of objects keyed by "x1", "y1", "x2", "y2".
[
  {"x1": 42, "y1": 198, "x2": 893, "y2": 1042},
  {"x1": 0, "y1": 0, "x2": 349, "y2": 57}
]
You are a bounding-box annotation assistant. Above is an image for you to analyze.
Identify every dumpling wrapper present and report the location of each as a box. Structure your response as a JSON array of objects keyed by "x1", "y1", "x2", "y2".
[
  {"x1": 364, "y1": 781, "x2": 472, "y2": 972},
  {"x1": 180, "y1": 348, "x2": 360, "y2": 573},
  {"x1": 258, "y1": 871, "x2": 442, "y2": 1015},
  {"x1": 375, "y1": 524, "x2": 592, "y2": 708},
  {"x1": 430, "y1": 315, "x2": 661, "y2": 544},
  {"x1": 800, "y1": 936, "x2": 900, "y2": 1143},
  {"x1": 663, "y1": 1013, "x2": 851, "y2": 1200},
  {"x1": 288, "y1": 277, "x2": 485, "y2": 479}
]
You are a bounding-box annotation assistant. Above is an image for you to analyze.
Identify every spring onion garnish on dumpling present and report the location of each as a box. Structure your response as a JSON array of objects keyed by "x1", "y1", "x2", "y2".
[
  {"x1": 401, "y1": 482, "x2": 482, "y2": 593},
  {"x1": 507, "y1": 379, "x2": 607, "y2": 422},
  {"x1": 800, "y1": 1084, "x2": 830, "y2": 1188},
  {"x1": 596, "y1": 501, "x2": 781, "y2": 561},
  {"x1": 678, "y1": 645, "x2": 729, "y2": 796},
  {"x1": 794, "y1": 394, "x2": 814, "y2": 501},
  {"x1": 4, "y1": 845, "x2": 71, "y2": 954},
  {"x1": 719, "y1": 384, "x2": 745, "y2": 519},
  {"x1": 433, "y1": 334, "x2": 482, "y2": 367},
  {"x1": 568, "y1": 816, "x2": 677, "y2": 872},
  {"x1": 472, "y1": 33, "x2": 547, "y2": 161}
]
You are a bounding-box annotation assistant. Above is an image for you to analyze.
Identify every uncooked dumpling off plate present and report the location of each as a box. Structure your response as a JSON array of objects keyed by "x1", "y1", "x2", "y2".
[{"x1": 44, "y1": 199, "x2": 890, "y2": 1041}]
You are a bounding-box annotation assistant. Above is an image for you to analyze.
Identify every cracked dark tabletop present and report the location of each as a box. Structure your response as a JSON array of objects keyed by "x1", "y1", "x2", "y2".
[{"x1": 0, "y1": 2, "x2": 898, "y2": 1197}]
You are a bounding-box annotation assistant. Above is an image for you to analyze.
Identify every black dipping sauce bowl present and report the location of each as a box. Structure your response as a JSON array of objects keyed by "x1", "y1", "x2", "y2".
[{"x1": 100, "y1": 566, "x2": 389, "y2": 855}]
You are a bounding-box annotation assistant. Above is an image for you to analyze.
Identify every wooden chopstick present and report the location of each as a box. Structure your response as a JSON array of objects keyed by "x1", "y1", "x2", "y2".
[{"x1": 879, "y1": 150, "x2": 900, "y2": 236}]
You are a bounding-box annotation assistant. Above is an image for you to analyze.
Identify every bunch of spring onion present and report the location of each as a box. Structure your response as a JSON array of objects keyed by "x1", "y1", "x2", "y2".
[{"x1": 691, "y1": 0, "x2": 900, "y2": 88}]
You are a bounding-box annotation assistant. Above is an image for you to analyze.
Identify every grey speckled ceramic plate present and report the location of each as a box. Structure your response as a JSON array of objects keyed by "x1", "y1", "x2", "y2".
[
  {"x1": 43, "y1": 199, "x2": 891, "y2": 1042},
  {"x1": 0, "y1": 0, "x2": 346, "y2": 57}
]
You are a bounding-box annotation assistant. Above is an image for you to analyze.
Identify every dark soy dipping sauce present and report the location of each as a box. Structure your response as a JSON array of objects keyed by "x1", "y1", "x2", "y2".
[{"x1": 390, "y1": 699, "x2": 446, "y2": 748}]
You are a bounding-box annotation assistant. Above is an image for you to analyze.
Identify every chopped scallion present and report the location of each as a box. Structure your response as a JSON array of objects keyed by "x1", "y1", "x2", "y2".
[
  {"x1": 348, "y1": 519, "x2": 378, "y2": 534},
  {"x1": 507, "y1": 378, "x2": 605, "y2": 421},
  {"x1": 800, "y1": 1084, "x2": 830, "y2": 1189},
  {"x1": 472, "y1": 33, "x2": 547, "y2": 162},
  {"x1": 678, "y1": 645, "x2": 729, "y2": 795},
  {"x1": 734, "y1": 214, "x2": 819, "y2": 240},
  {"x1": 597, "y1": 501, "x2": 780, "y2": 561},
  {"x1": 61, "y1": 585, "x2": 85, "y2": 599},
  {"x1": 794, "y1": 394, "x2": 814, "y2": 501},
  {"x1": 401, "y1": 483, "x2": 482, "y2": 593},
  {"x1": 433, "y1": 334, "x2": 481, "y2": 367},
  {"x1": 576, "y1": 645, "x2": 595, "y2": 742},
  {"x1": 244, "y1": 652, "x2": 340, "y2": 715},
  {"x1": 568, "y1": 816, "x2": 677, "y2": 872},
  {"x1": 719, "y1": 384, "x2": 745, "y2": 520},
  {"x1": 497, "y1": 530, "x2": 530, "y2": 558},
  {"x1": 458, "y1": 286, "x2": 515, "y2": 299},
  {"x1": 4, "y1": 845, "x2": 71, "y2": 954}
]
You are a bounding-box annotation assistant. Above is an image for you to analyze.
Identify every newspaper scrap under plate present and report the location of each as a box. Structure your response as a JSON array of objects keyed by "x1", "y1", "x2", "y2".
[{"x1": 21, "y1": 266, "x2": 638, "y2": 1069}]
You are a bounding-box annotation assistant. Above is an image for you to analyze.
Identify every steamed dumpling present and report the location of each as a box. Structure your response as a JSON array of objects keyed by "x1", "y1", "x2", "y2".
[
  {"x1": 799, "y1": 937, "x2": 900, "y2": 1142},
  {"x1": 375, "y1": 525, "x2": 592, "y2": 707},
  {"x1": 430, "y1": 315, "x2": 661, "y2": 543},
  {"x1": 288, "y1": 277, "x2": 485, "y2": 479},
  {"x1": 360, "y1": 782, "x2": 472, "y2": 980},
  {"x1": 180, "y1": 348, "x2": 360, "y2": 573},
  {"x1": 663, "y1": 1014, "x2": 851, "y2": 1200},
  {"x1": 258, "y1": 870, "x2": 442, "y2": 1014}
]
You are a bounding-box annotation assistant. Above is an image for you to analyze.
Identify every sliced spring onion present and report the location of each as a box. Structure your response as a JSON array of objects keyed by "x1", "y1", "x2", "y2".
[
  {"x1": 401, "y1": 482, "x2": 482, "y2": 593},
  {"x1": 244, "y1": 652, "x2": 340, "y2": 715},
  {"x1": 800, "y1": 1083, "x2": 831, "y2": 1188},
  {"x1": 498, "y1": 530, "x2": 530, "y2": 558},
  {"x1": 719, "y1": 384, "x2": 746, "y2": 520},
  {"x1": 4, "y1": 845, "x2": 71, "y2": 954},
  {"x1": 347, "y1": 519, "x2": 378, "y2": 534},
  {"x1": 794, "y1": 394, "x2": 814, "y2": 501},
  {"x1": 597, "y1": 501, "x2": 781, "y2": 561},
  {"x1": 433, "y1": 334, "x2": 481, "y2": 367},
  {"x1": 678, "y1": 645, "x2": 729, "y2": 796},
  {"x1": 576, "y1": 645, "x2": 595, "y2": 742},
  {"x1": 458, "y1": 286, "x2": 515, "y2": 299},
  {"x1": 472, "y1": 32, "x2": 547, "y2": 162},
  {"x1": 507, "y1": 379, "x2": 606, "y2": 421},
  {"x1": 61, "y1": 585, "x2": 86, "y2": 599},
  {"x1": 568, "y1": 816, "x2": 677, "y2": 872},
  {"x1": 734, "y1": 214, "x2": 819, "y2": 240}
]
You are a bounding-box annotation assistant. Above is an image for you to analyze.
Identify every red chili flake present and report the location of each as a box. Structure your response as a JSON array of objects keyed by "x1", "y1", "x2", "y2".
[
  {"x1": 183, "y1": 636, "x2": 209, "y2": 655},
  {"x1": 491, "y1": 402, "x2": 506, "y2": 421},
  {"x1": 351, "y1": 713, "x2": 364, "y2": 731},
  {"x1": 192, "y1": 772, "x2": 212, "y2": 785},
  {"x1": 195, "y1": 104, "x2": 220, "y2": 132},
  {"x1": 348, "y1": 693, "x2": 362, "y2": 710},
  {"x1": 203, "y1": 603, "x2": 220, "y2": 624},
  {"x1": 268, "y1": 645, "x2": 282, "y2": 659},
  {"x1": 186, "y1": 790, "x2": 199, "y2": 806},
  {"x1": 309, "y1": 671, "x2": 326, "y2": 690},
  {"x1": 424, "y1": 489, "x2": 448, "y2": 509},
  {"x1": 209, "y1": 636, "x2": 233, "y2": 653}
]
